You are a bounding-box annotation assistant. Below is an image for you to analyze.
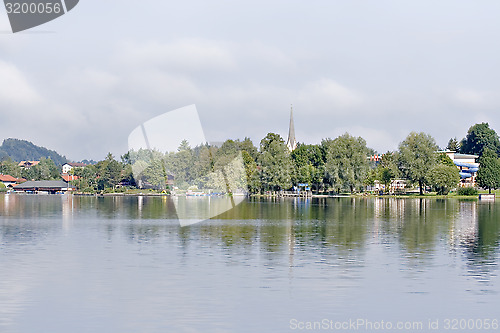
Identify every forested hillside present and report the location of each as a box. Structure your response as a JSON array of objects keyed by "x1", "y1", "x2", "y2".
[{"x1": 0, "y1": 138, "x2": 68, "y2": 166}]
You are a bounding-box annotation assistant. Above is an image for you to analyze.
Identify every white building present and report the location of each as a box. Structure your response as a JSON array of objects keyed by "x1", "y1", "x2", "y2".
[
  {"x1": 62, "y1": 162, "x2": 87, "y2": 174},
  {"x1": 442, "y1": 151, "x2": 479, "y2": 187}
]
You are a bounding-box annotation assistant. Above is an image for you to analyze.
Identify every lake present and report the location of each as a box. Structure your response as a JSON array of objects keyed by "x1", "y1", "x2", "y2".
[{"x1": 1, "y1": 194, "x2": 499, "y2": 332}]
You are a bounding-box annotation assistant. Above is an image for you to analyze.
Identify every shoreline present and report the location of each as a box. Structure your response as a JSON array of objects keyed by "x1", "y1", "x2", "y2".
[{"x1": 1, "y1": 191, "x2": 492, "y2": 200}]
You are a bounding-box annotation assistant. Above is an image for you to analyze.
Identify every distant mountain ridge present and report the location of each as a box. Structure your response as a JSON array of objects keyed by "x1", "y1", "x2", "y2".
[{"x1": 0, "y1": 138, "x2": 68, "y2": 166}]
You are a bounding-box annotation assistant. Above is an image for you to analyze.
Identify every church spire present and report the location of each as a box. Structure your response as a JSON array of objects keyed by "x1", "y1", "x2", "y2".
[{"x1": 286, "y1": 105, "x2": 297, "y2": 152}]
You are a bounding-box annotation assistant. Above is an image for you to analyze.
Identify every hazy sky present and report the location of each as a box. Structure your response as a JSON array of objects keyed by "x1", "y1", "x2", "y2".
[{"x1": 1, "y1": 1, "x2": 500, "y2": 161}]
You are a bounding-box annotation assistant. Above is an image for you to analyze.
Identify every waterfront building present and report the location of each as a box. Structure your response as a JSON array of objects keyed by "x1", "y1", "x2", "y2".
[
  {"x1": 442, "y1": 151, "x2": 479, "y2": 187},
  {"x1": 13, "y1": 180, "x2": 75, "y2": 194}
]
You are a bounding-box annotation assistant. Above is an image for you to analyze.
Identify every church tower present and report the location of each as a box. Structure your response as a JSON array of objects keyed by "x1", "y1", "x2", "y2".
[{"x1": 286, "y1": 105, "x2": 297, "y2": 152}]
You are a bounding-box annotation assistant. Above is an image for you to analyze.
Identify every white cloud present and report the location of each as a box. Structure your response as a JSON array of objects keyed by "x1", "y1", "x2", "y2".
[
  {"x1": 236, "y1": 41, "x2": 297, "y2": 70},
  {"x1": 0, "y1": 60, "x2": 41, "y2": 106},
  {"x1": 297, "y1": 79, "x2": 363, "y2": 113},
  {"x1": 121, "y1": 70, "x2": 202, "y2": 107},
  {"x1": 0, "y1": 14, "x2": 10, "y2": 31},
  {"x1": 453, "y1": 89, "x2": 490, "y2": 107},
  {"x1": 117, "y1": 39, "x2": 237, "y2": 73}
]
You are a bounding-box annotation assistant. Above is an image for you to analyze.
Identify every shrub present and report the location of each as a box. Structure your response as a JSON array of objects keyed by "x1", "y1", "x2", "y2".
[{"x1": 457, "y1": 187, "x2": 478, "y2": 196}]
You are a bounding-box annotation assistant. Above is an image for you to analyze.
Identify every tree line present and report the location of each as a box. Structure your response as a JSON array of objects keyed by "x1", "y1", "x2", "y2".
[{"x1": 2, "y1": 122, "x2": 500, "y2": 195}]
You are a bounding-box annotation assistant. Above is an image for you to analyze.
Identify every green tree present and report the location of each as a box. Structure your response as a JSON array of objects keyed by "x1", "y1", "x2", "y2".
[
  {"x1": 437, "y1": 153, "x2": 456, "y2": 167},
  {"x1": 375, "y1": 152, "x2": 400, "y2": 192},
  {"x1": 167, "y1": 141, "x2": 194, "y2": 188},
  {"x1": 0, "y1": 158, "x2": 21, "y2": 178},
  {"x1": 21, "y1": 166, "x2": 37, "y2": 181},
  {"x1": 446, "y1": 137, "x2": 460, "y2": 151},
  {"x1": 258, "y1": 133, "x2": 293, "y2": 191},
  {"x1": 397, "y1": 132, "x2": 438, "y2": 195},
  {"x1": 476, "y1": 148, "x2": 500, "y2": 194},
  {"x1": 73, "y1": 164, "x2": 98, "y2": 192},
  {"x1": 96, "y1": 153, "x2": 123, "y2": 190},
  {"x1": 242, "y1": 150, "x2": 260, "y2": 193},
  {"x1": 427, "y1": 164, "x2": 460, "y2": 195},
  {"x1": 141, "y1": 154, "x2": 169, "y2": 189},
  {"x1": 291, "y1": 143, "x2": 325, "y2": 189},
  {"x1": 291, "y1": 144, "x2": 324, "y2": 169},
  {"x1": 190, "y1": 144, "x2": 215, "y2": 188},
  {"x1": 460, "y1": 123, "x2": 500, "y2": 157},
  {"x1": 322, "y1": 133, "x2": 370, "y2": 193},
  {"x1": 238, "y1": 137, "x2": 258, "y2": 161},
  {"x1": 35, "y1": 158, "x2": 60, "y2": 180}
]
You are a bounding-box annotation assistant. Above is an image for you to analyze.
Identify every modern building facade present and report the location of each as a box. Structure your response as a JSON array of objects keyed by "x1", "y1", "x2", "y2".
[{"x1": 443, "y1": 151, "x2": 479, "y2": 187}]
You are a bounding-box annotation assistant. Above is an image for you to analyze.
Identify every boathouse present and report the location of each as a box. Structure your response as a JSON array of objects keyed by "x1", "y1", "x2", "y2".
[{"x1": 13, "y1": 180, "x2": 76, "y2": 194}]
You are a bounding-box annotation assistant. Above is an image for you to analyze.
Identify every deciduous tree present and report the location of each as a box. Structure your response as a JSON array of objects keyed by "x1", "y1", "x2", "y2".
[
  {"x1": 397, "y1": 132, "x2": 438, "y2": 195},
  {"x1": 460, "y1": 123, "x2": 500, "y2": 157},
  {"x1": 258, "y1": 133, "x2": 293, "y2": 191},
  {"x1": 476, "y1": 148, "x2": 500, "y2": 194},
  {"x1": 427, "y1": 164, "x2": 460, "y2": 195},
  {"x1": 322, "y1": 133, "x2": 370, "y2": 193}
]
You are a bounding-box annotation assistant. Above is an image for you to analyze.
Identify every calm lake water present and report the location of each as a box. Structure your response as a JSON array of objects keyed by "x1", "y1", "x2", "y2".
[{"x1": 1, "y1": 194, "x2": 500, "y2": 333}]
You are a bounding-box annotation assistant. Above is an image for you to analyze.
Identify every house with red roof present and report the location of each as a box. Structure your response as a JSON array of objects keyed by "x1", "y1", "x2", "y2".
[
  {"x1": 18, "y1": 161, "x2": 40, "y2": 168},
  {"x1": 62, "y1": 162, "x2": 87, "y2": 174},
  {"x1": 0, "y1": 175, "x2": 26, "y2": 187}
]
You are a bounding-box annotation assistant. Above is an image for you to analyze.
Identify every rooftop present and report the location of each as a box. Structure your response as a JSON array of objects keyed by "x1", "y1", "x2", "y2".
[
  {"x1": 14, "y1": 180, "x2": 75, "y2": 190},
  {"x1": 18, "y1": 161, "x2": 40, "y2": 167},
  {"x1": 63, "y1": 162, "x2": 87, "y2": 167},
  {"x1": 0, "y1": 174, "x2": 17, "y2": 182}
]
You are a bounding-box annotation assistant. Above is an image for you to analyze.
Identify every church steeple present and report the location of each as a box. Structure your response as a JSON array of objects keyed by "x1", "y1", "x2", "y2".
[{"x1": 286, "y1": 105, "x2": 297, "y2": 152}]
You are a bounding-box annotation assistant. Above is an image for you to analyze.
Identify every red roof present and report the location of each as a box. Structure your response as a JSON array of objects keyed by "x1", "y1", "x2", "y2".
[
  {"x1": 64, "y1": 162, "x2": 87, "y2": 168},
  {"x1": 0, "y1": 174, "x2": 17, "y2": 182},
  {"x1": 18, "y1": 161, "x2": 40, "y2": 167},
  {"x1": 61, "y1": 174, "x2": 80, "y2": 182}
]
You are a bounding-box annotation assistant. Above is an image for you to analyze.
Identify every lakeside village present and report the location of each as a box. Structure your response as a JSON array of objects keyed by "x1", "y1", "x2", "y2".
[{"x1": 1, "y1": 109, "x2": 500, "y2": 199}]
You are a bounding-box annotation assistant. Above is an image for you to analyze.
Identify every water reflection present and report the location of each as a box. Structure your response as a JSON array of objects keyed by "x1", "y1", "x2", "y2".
[
  {"x1": 2, "y1": 195, "x2": 500, "y2": 260},
  {"x1": 1, "y1": 194, "x2": 500, "y2": 332}
]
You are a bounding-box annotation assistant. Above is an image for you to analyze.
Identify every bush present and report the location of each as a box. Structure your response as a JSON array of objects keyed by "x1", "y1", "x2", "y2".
[{"x1": 457, "y1": 187, "x2": 478, "y2": 196}]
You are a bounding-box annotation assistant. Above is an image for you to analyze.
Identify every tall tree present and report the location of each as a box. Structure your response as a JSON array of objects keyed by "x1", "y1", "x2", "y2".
[
  {"x1": 168, "y1": 140, "x2": 195, "y2": 188},
  {"x1": 241, "y1": 150, "x2": 261, "y2": 193},
  {"x1": 322, "y1": 133, "x2": 370, "y2": 193},
  {"x1": 35, "y1": 158, "x2": 60, "y2": 180},
  {"x1": 73, "y1": 164, "x2": 98, "y2": 192},
  {"x1": 446, "y1": 137, "x2": 460, "y2": 151},
  {"x1": 238, "y1": 137, "x2": 258, "y2": 161},
  {"x1": 476, "y1": 148, "x2": 500, "y2": 194},
  {"x1": 258, "y1": 133, "x2": 293, "y2": 191},
  {"x1": 460, "y1": 123, "x2": 500, "y2": 157},
  {"x1": 291, "y1": 143, "x2": 325, "y2": 188},
  {"x1": 397, "y1": 132, "x2": 438, "y2": 195},
  {"x1": 96, "y1": 153, "x2": 123, "y2": 190}
]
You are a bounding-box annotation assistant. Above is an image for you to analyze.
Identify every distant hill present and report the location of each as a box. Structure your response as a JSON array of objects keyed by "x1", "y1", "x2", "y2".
[{"x1": 0, "y1": 138, "x2": 68, "y2": 166}]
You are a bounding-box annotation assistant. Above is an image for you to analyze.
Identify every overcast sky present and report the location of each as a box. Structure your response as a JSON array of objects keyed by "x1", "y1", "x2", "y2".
[{"x1": 1, "y1": 1, "x2": 500, "y2": 161}]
